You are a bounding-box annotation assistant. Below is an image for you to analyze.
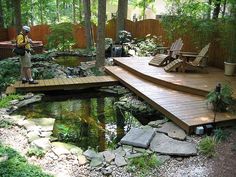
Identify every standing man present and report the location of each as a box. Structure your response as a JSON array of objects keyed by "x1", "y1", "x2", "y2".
[{"x1": 16, "y1": 25, "x2": 38, "y2": 84}]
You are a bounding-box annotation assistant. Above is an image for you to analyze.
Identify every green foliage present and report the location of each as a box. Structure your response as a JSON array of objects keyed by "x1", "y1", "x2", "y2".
[
  {"x1": 0, "y1": 144, "x2": 52, "y2": 177},
  {"x1": 206, "y1": 84, "x2": 234, "y2": 112},
  {"x1": 134, "y1": 35, "x2": 163, "y2": 56},
  {"x1": 213, "y1": 128, "x2": 230, "y2": 142},
  {"x1": 47, "y1": 23, "x2": 76, "y2": 51},
  {"x1": 27, "y1": 147, "x2": 45, "y2": 158},
  {"x1": 118, "y1": 31, "x2": 133, "y2": 44},
  {"x1": 127, "y1": 153, "x2": 161, "y2": 175},
  {"x1": 0, "y1": 60, "x2": 19, "y2": 92},
  {"x1": 0, "y1": 119, "x2": 12, "y2": 128},
  {"x1": 162, "y1": 1, "x2": 214, "y2": 48},
  {"x1": 198, "y1": 136, "x2": 217, "y2": 157},
  {"x1": 0, "y1": 94, "x2": 22, "y2": 108},
  {"x1": 56, "y1": 124, "x2": 79, "y2": 142}
]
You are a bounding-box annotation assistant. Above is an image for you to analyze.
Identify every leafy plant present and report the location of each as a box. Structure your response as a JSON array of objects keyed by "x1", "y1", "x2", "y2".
[
  {"x1": 27, "y1": 147, "x2": 45, "y2": 158},
  {"x1": 0, "y1": 94, "x2": 22, "y2": 108},
  {"x1": 117, "y1": 30, "x2": 133, "y2": 45},
  {"x1": 127, "y1": 153, "x2": 161, "y2": 175},
  {"x1": 206, "y1": 83, "x2": 234, "y2": 112},
  {"x1": 213, "y1": 128, "x2": 230, "y2": 142},
  {"x1": 0, "y1": 144, "x2": 52, "y2": 177},
  {"x1": 47, "y1": 22, "x2": 76, "y2": 51},
  {"x1": 0, "y1": 119, "x2": 12, "y2": 128},
  {"x1": 198, "y1": 136, "x2": 217, "y2": 157}
]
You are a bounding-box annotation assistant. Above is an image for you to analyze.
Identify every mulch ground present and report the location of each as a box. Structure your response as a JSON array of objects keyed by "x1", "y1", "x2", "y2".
[{"x1": 209, "y1": 126, "x2": 236, "y2": 177}]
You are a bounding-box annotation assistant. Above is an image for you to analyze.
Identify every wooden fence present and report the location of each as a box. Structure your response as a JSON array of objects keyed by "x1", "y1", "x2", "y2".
[{"x1": 0, "y1": 19, "x2": 228, "y2": 69}]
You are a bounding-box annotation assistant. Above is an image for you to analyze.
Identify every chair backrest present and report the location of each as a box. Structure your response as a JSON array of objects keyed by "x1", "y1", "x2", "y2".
[
  {"x1": 167, "y1": 38, "x2": 182, "y2": 55},
  {"x1": 171, "y1": 38, "x2": 183, "y2": 58},
  {"x1": 192, "y1": 43, "x2": 210, "y2": 66}
]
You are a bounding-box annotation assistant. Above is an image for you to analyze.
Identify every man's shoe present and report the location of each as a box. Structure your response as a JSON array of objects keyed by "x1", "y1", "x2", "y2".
[
  {"x1": 28, "y1": 80, "x2": 38, "y2": 84},
  {"x1": 22, "y1": 79, "x2": 28, "y2": 84}
]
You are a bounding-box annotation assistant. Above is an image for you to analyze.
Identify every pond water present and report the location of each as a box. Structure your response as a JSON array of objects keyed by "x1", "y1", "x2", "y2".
[
  {"x1": 55, "y1": 56, "x2": 93, "y2": 67},
  {"x1": 14, "y1": 91, "x2": 140, "y2": 151}
]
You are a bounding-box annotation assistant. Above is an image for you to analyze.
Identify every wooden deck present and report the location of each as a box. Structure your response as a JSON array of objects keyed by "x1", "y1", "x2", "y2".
[
  {"x1": 7, "y1": 76, "x2": 119, "y2": 94},
  {"x1": 105, "y1": 57, "x2": 236, "y2": 134}
]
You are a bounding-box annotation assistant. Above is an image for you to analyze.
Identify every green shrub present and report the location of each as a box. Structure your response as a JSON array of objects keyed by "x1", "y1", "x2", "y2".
[
  {"x1": 214, "y1": 128, "x2": 230, "y2": 142},
  {"x1": 198, "y1": 136, "x2": 217, "y2": 157},
  {"x1": 127, "y1": 153, "x2": 161, "y2": 175},
  {"x1": 0, "y1": 144, "x2": 52, "y2": 177},
  {"x1": 27, "y1": 147, "x2": 45, "y2": 158},
  {"x1": 0, "y1": 119, "x2": 12, "y2": 128},
  {"x1": 47, "y1": 22, "x2": 76, "y2": 51},
  {"x1": 0, "y1": 94, "x2": 22, "y2": 108}
]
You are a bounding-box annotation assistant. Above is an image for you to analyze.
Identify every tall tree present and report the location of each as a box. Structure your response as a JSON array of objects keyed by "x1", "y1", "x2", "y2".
[
  {"x1": 116, "y1": 0, "x2": 128, "y2": 42},
  {"x1": 30, "y1": 0, "x2": 34, "y2": 26},
  {"x1": 56, "y1": 0, "x2": 60, "y2": 22},
  {"x1": 78, "y1": 0, "x2": 83, "y2": 22},
  {"x1": 83, "y1": 0, "x2": 93, "y2": 49},
  {"x1": 0, "y1": 0, "x2": 4, "y2": 28},
  {"x1": 96, "y1": 0, "x2": 106, "y2": 68},
  {"x1": 207, "y1": 0, "x2": 212, "y2": 19},
  {"x1": 73, "y1": 0, "x2": 77, "y2": 23},
  {"x1": 14, "y1": 0, "x2": 22, "y2": 33},
  {"x1": 212, "y1": 0, "x2": 221, "y2": 19},
  {"x1": 124, "y1": 0, "x2": 128, "y2": 19}
]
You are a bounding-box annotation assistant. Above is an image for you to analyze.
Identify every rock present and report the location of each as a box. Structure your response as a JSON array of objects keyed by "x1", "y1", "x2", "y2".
[
  {"x1": 83, "y1": 149, "x2": 99, "y2": 160},
  {"x1": 101, "y1": 167, "x2": 113, "y2": 176},
  {"x1": 156, "y1": 122, "x2": 187, "y2": 140},
  {"x1": 78, "y1": 155, "x2": 87, "y2": 165},
  {"x1": 9, "y1": 99, "x2": 19, "y2": 105},
  {"x1": 90, "y1": 156, "x2": 104, "y2": 167},
  {"x1": 30, "y1": 118, "x2": 55, "y2": 132},
  {"x1": 115, "y1": 154, "x2": 127, "y2": 167},
  {"x1": 52, "y1": 147, "x2": 70, "y2": 156},
  {"x1": 40, "y1": 131, "x2": 52, "y2": 137},
  {"x1": 112, "y1": 147, "x2": 126, "y2": 157},
  {"x1": 101, "y1": 150, "x2": 115, "y2": 163},
  {"x1": 70, "y1": 147, "x2": 83, "y2": 155},
  {"x1": 120, "y1": 127, "x2": 155, "y2": 148},
  {"x1": 126, "y1": 153, "x2": 144, "y2": 159},
  {"x1": 149, "y1": 133, "x2": 197, "y2": 156},
  {"x1": 51, "y1": 142, "x2": 80, "y2": 152},
  {"x1": 16, "y1": 95, "x2": 42, "y2": 108},
  {"x1": 31, "y1": 138, "x2": 51, "y2": 151},
  {"x1": 27, "y1": 131, "x2": 40, "y2": 143},
  {"x1": 148, "y1": 119, "x2": 168, "y2": 128}
]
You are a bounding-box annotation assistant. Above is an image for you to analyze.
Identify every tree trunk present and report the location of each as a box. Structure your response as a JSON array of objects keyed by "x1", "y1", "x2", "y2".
[
  {"x1": 207, "y1": 0, "x2": 212, "y2": 19},
  {"x1": 83, "y1": 0, "x2": 92, "y2": 49},
  {"x1": 222, "y1": 0, "x2": 227, "y2": 17},
  {"x1": 212, "y1": 0, "x2": 221, "y2": 19},
  {"x1": 124, "y1": 0, "x2": 128, "y2": 19},
  {"x1": 116, "y1": 0, "x2": 127, "y2": 42},
  {"x1": 78, "y1": 0, "x2": 83, "y2": 22},
  {"x1": 30, "y1": 0, "x2": 34, "y2": 26},
  {"x1": 0, "y1": 0, "x2": 4, "y2": 28},
  {"x1": 14, "y1": 0, "x2": 22, "y2": 33},
  {"x1": 97, "y1": 98, "x2": 105, "y2": 151},
  {"x1": 142, "y1": 1, "x2": 146, "y2": 20},
  {"x1": 96, "y1": 0, "x2": 106, "y2": 68},
  {"x1": 56, "y1": 0, "x2": 60, "y2": 22},
  {"x1": 73, "y1": 0, "x2": 76, "y2": 23}
]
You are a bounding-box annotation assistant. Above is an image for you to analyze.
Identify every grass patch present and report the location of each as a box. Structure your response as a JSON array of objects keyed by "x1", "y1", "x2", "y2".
[
  {"x1": 0, "y1": 119, "x2": 12, "y2": 128},
  {"x1": 0, "y1": 94, "x2": 22, "y2": 108},
  {"x1": 27, "y1": 147, "x2": 45, "y2": 158},
  {"x1": 198, "y1": 136, "x2": 217, "y2": 157},
  {"x1": 127, "y1": 153, "x2": 161, "y2": 176},
  {"x1": 0, "y1": 144, "x2": 52, "y2": 177},
  {"x1": 213, "y1": 128, "x2": 230, "y2": 142}
]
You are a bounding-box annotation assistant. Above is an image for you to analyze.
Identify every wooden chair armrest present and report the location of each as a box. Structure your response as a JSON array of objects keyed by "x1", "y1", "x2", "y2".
[{"x1": 179, "y1": 51, "x2": 198, "y2": 55}]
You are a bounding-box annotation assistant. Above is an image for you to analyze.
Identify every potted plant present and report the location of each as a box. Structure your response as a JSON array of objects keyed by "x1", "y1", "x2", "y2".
[
  {"x1": 206, "y1": 83, "x2": 234, "y2": 112},
  {"x1": 222, "y1": 2, "x2": 236, "y2": 75}
]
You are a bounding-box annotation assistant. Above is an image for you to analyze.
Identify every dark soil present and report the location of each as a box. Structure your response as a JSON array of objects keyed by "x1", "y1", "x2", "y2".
[{"x1": 209, "y1": 127, "x2": 236, "y2": 177}]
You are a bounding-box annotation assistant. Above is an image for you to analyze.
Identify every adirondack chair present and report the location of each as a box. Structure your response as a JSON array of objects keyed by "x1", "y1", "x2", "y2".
[
  {"x1": 149, "y1": 38, "x2": 183, "y2": 67},
  {"x1": 164, "y1": 43, "x2": 210, "y2": 73}
]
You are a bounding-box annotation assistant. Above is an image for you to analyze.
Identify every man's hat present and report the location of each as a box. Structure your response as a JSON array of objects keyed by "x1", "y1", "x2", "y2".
[{"x1": 22, "y1": 25, "x2": 30, "y2": 32}]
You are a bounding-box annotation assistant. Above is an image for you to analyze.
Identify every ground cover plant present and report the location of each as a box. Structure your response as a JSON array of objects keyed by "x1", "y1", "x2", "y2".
[
  {"x1": 0, "y1": 144, "x2": 52, "y2": 177},
  {"x1": 0, "y1": 94, "x2": 22, "y2": 108}
]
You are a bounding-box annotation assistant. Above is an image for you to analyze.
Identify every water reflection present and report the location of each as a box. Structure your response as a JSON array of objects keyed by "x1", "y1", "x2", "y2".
[{"x1": 14, "y1": 91, "x2": 140, "y2": 151}]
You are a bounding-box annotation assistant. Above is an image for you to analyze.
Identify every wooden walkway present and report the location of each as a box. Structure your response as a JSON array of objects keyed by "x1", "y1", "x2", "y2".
[
  {"x1": 105, "y1": 57, "x2": 236, "y2": 134},
  {"x1": 6, "y1": 76, "x2": 119, "y2": 94}
]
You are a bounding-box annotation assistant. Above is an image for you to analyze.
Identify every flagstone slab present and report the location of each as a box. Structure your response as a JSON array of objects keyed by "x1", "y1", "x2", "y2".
[{"x1": 120, "y1": 127, "x2": 155, "y2": 148}]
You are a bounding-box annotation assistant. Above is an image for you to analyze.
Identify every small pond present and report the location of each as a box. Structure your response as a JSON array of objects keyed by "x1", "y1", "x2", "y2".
[
  {"x1": 55, "y1": 56, "x2": 93, "y2": 67},
  {"x1": 14, "y1": 90, "x2": 141, "y2": 151}
]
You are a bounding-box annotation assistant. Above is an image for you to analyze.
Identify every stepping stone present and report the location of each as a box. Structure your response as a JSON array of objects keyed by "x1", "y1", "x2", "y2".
[
  {"x1": 52, "y1": 147, "x2": 70, "y2": 156},
  {"x1": 101, "y1": 150, "x2": 115, "y2": 163},
  {"x1": 31, "y1": 138, "x2": 51, "y2": 151},
  {"x1": 150, "y1": 133, "x2": 197, "y2": 156},
  {"x1": 156, "y1": 122, "x2": 187, "y2": 140},
  {"x1": 120, "y1": 127, "x2": 155, "y2": 148},
  {"x1": 78, "y1": 155, "x2": 87, "y2": 165},
  {"x1": 148, "y1": 119, "x2": 167, "y2": 128},
  {"x1": 27, "y1": 131, "x2": 40, "y2": 143},
  {"x1": 115, "y1": 154, "x2": 127, "y2": 167}
]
